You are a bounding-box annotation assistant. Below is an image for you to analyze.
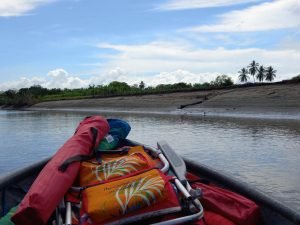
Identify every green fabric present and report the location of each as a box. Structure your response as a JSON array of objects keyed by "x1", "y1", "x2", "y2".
[
  {"x1": 98, "y1": 134, "x2": 118, "y2": 150},
  {"x1": 96, "y1": 119, "x2": 131, "y2": 151},
  {"x1": 0, "y1": 206, "x2": 17, "y2": 225}
]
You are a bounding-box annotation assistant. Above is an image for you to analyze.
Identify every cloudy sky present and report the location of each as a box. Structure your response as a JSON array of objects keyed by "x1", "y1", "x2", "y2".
[{"x1": 0, "y1": 0, "x2": 300, "y2": 91}]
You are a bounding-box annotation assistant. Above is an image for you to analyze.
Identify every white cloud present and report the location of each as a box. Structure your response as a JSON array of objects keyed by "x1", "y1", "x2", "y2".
[
  {"x1": 0, "y1": 77, "x2": 46, "y2": 91},
  {"x1": 0, "y1": 0, "x2": 54, "y2": 17},
  {"x1": 143, "y1": 70, "x2": 220, "y2": 86},
  {"x1": 96, "y1": 41, "x2": 300, "y2": 81},
  {"x1": 1, "y1": 39, "x2": 300, "y2": 91},
  {"x1": 97, "y1": 41, "x2": 233, "y2": 74},
  {"x1": 89, "y1": 67, "x2": 129, "y2": 85},
  {"x1": 185, "y1": 0, "x2": 300, "y2": 32},
  {"x1": 0, "y1": 68, "x2": 219, "y2": 91},
  {"x1": 158, "y1": 0, "x2": 262, "y2": 10},
  {"x1": 90, "y1": 69, "x2": 220, "y2": 87},
  {"x1": 0, "y1": 69, "x2": 88, "y2": 91},
  {"x1": 46, "y1": 69, "x2": 89, "y2": 89}
]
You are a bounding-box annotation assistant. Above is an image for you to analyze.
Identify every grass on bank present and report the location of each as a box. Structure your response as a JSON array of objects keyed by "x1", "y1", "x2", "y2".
[{"x1": 1, "y1": 74, "x2": 299, "y2": 108}]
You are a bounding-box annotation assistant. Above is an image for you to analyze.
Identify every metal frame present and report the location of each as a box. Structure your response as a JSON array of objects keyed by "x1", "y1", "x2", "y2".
[{"x1": 143, "y1": 144, "x2": 204, "y2": 225}]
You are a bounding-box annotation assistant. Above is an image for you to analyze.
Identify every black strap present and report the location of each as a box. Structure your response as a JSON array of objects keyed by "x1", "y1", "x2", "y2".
[
  {"x1": 97, "y1": 147, "x2": 131, "y2": 155},
  {"x1": 95, "y1": 147, "x2": 131, "y2": 164},
  {"x1": 58, "y1": 155, "x2": 94, "y2": 172},
  {"x1": 90, "y1": 127, "x2": 98, "y2": 152}
]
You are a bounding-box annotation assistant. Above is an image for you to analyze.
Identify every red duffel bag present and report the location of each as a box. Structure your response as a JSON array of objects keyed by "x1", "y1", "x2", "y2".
[
  {"x1": 189, "y1": 180, "x2": 261, "y2": 225},
  {"x1": 12, "y1": 116, "x2": 109, "y2": 225}
]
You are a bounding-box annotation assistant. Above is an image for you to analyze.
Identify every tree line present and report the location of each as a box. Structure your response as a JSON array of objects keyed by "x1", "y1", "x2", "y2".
[
  {"x1": 1, "y1": 63, "x2": 298, "y2": 107},
  {"x1": 0, "y1": 75, "x2": 233, "y2": 107},
  {"x1": 238, "y1": 60, "x2": 277, "y2": 83}
]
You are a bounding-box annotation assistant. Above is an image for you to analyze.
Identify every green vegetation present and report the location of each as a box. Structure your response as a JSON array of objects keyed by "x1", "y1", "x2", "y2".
[
  {"x1": 239, "y1": 60, "x2": 277, "y2": 83},
  {"x1": 290, "y1": 74, "x2": 300, "y2": 82},
  {"x1": 0, "y1": 76, "x2": 234, "y2": 107},
  {"x1": 210, "y1": 75, "x2": 233, "y2": 87},
  {"x1": 0, "y1": 64, "x2": 298, "y2": 108},
  {"x1": 265, "y1": 66, "x2": 277, "y2": 82},
  {"x1": 248, "y1": 60, "x2": 259, "y2": 83},
  {"x1": 238, "y1": 68, "x2": 250, "y2": 83},
  {"x1": 256, "y1": 65, "x2": 265, "y2": 82}
]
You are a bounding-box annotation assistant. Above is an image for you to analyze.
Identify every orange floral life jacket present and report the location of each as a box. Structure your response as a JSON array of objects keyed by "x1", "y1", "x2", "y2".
[
  {"x1": 79, "y1": 146, "x2": 157, "y2": 186},
  {"x1": 78, "y1": 146, "x2": 181, "y2": 225}
]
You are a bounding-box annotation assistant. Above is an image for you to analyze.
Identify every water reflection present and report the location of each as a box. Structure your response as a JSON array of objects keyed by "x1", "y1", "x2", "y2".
[{"x1": 0, "y1": 110, "x2": 299, "y2": 210}]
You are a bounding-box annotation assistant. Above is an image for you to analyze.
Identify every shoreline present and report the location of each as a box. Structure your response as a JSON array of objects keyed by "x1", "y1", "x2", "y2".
[
  {"x1": 26, "y1": 106, "x2": 300, "y2": 121},
  {"x1": 3, "y1": 83, "x2": 300, "y2": 120}
]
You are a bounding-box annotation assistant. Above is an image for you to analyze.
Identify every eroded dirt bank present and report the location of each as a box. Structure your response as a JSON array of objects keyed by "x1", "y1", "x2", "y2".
[{"x1": 30, "y1": 83, "x2": 300, "y2": 119}]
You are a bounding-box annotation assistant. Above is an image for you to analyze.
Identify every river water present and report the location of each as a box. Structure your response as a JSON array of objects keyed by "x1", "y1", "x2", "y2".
[{"x1": 0, "y1": 109, "x2": 300, "y2": 211}]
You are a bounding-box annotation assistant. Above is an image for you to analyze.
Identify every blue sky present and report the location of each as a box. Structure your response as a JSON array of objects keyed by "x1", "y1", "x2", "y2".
[{"x1": 0, "y1": 0, "x2": 300, "y2": 90}]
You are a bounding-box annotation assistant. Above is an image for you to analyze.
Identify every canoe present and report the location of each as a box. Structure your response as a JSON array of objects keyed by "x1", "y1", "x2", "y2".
[{"x1": 0, "y1": 138, "x2": 299, "y2": 225}]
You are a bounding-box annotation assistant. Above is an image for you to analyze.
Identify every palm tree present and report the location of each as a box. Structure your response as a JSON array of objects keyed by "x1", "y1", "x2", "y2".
[
  {"x1": 256, "y1": 65, "x2": 265, "y2": 82},
  {"x1": 238, "y1": 68, "x2": 249, "y2": 83},
  {"x1": 248, "y1": 60, "x2": 259, "y2": 83},
  {"x1": 265, "y1": 66, "x2": 277, "y2": 82}
]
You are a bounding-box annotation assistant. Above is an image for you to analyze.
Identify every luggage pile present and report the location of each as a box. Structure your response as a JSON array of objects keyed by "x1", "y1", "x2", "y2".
[{"x1": 3, "y1": 116, "x2": 260, "y2": 225}]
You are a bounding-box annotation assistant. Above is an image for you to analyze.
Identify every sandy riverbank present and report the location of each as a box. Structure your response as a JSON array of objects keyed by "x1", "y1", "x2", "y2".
[{"x1": 29, "y1": 83, "x2": 300, "y2": 119}]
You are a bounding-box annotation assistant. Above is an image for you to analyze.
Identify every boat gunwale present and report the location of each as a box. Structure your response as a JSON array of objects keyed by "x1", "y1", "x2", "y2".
[
  {"x1": 0, "y1": 158, "x2": 50, "y2": 190},
  {"x1": 184, "y1": 158, "x2": 300, "y2": 225},
  {"x1": 1, "y1": 142, "x2": 300, "y2": 225}
]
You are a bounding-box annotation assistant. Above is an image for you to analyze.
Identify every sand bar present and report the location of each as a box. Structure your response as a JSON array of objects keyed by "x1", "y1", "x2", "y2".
[{"x1": 29, "y1": 83, "x2": 300, "y2": 120}]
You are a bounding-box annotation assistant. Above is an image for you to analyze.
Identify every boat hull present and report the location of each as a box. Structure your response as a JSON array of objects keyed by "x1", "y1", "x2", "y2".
[{"x1": 1, "y1": 145, "x2": 300, "y2": 225}]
